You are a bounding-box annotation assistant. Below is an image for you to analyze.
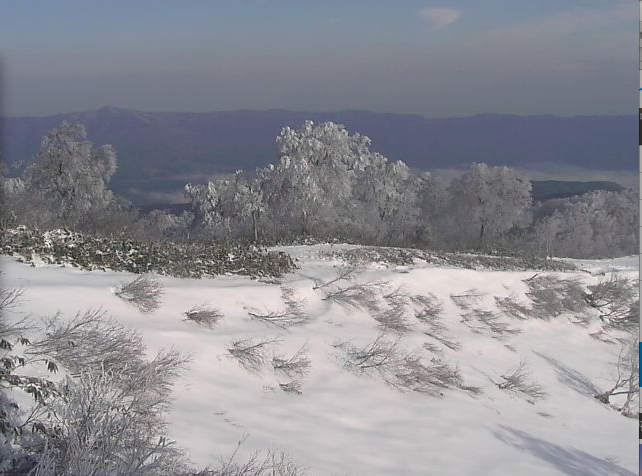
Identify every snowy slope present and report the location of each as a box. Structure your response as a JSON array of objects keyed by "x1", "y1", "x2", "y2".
[{"x1": 0, "y1": 245, "x2": 638, "y2": 476}]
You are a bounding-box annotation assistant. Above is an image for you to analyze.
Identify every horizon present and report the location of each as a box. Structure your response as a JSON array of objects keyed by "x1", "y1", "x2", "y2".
[
  {"x1": 2, "y1": 104, "x2": 637, "y2": 120},
  {"x1": 0, "y1": 1, "x2": 635, "y2": 117}
]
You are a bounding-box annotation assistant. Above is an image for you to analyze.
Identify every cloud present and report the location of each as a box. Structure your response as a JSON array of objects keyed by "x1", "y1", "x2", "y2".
[{"x1": 419, "y1": 7, "x2": 461, "y2": 29}]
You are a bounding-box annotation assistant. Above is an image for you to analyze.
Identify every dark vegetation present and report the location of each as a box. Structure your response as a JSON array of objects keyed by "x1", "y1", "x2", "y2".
[{"x1": 0, "y1": 226, "x2": 295, "y2": 278}]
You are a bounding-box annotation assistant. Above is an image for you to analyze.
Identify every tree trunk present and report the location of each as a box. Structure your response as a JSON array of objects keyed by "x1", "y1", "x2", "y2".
[
  {"x1": 301, "y1": 209, "x2": 308, "y2": 236},
  {"x1": 478, "y1": 222, "x2": 485, "y2": 250},
  {"x1": 252, "y1": 210, "x2": 259, "y2": 242}
]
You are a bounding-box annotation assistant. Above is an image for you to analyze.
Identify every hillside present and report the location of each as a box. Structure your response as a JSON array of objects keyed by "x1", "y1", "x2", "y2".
[
  {"x1": 530, "y1": 180, "x2": 625, "y2": 201},
  {"x1": 1, "y1": 108, "x2": 635, "y2": 202},
  {"x1": 1, "y1": 244, "x2": 637, "y2": 475}
]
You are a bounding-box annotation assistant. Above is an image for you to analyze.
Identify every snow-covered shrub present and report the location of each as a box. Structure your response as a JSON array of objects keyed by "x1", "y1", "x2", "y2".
[
  {"x1": 0, "y1": 226, "x2": 296, "y2": 279},
  {"x1": 494, "y1": 295, "x2": 531, "y2": 320},
  {"x1": 375, "y1": 287, "x2": 413, "y2": 334},
  {"x1": 31, "y1": 352, "x2": 190, "y2": 476},
  {"x1": 227, "y1": 337, "x2": 281, "y2": 373},
  {"x1": 495, "y1": 359, "x2": 547, "y2": 402},
  {"x1": 184, "y1": 304, "x2": 223, "y2": 328},
  {"x1": 115, "y1": 275, "x2": 164, "y2": 313},
  {"x1": 245, "y1": 287, "x2": 308, "y2": 329},
  {"x1": 335, "y1": 333, "x2": 472, "y2": 397},
  {"x1": 413, "y1": 294, "x2": 461, "y2": 351},
  {"x1": 586, "y1": 274, "x2": 639, "y2": 329},
  {"x1": 209, "y1": 442, "x2": 308, "y2": 476},
  {"x1": 411, "y1": 293, "x2": 444, "y2": 322},
  {"x1": 279, "y1": 380, "x2": 303, "y2": 395},
  {"x1": 27, "y1": 309, "x2": 145, "y2": 376},
  {"x1": 460, "y1": 308, "x2": 521, "y2": 339},
  {"x1": 272, "y1": 344, "x2": 311, "y2": 379},
  {"x1": 0, "y1": 283, "x2": 193, "y2": 475},
  {"x1": 524, "y1": 275, "x2": 587, "y2": 319},
  {"x1": 450, "y1": 289, "x2": 487, "y2": 310},
  {"x1": 311, "y1": 264, "x2": 360, "y2": 290},
  {"x1": 321, "y1": 280, "x2": 386, "y2": 312}
]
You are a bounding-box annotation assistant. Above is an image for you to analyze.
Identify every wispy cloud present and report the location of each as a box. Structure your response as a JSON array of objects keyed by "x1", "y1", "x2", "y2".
[{"x1": 419, "y1": 7, "x2": 461, "y2": 30}]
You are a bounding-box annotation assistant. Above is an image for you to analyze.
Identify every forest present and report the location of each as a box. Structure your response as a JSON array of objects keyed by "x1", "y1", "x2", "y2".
[{"x1": 1, "y1": 120, "x2": 638, "y2": 260}]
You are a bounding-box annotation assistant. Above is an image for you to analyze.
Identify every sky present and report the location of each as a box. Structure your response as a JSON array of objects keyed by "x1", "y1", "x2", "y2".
[{"x1": 0, "y1": 0, "x2": 636, "y2": 117}]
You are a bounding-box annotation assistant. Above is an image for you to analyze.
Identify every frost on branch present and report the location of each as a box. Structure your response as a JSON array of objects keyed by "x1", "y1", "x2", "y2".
[
  {"x1": 585, "y1": 274, "x2": 639, "y2": 330},
  {"x1": 227, "y1": 337, "x2": 282, "y2": 373},
  {"x1": 334, "y1": 333, "x2": 475, "y2": 397},
  {"x1": 412, "y1": 293, "x2": 461, "y2": 351},
  {"x1": 524, "y1": 275, "x2": 587, "y2": 320},
  {"x1": 184, "y1": 304, "x2": 223, "y2": 328},
  {"x1": 272, "y1": 344, "x2": 311, "y2": 379},
  {"x1": 245, "y1": 286, "x2": 308, "y2": 329},
  {"x1": 461, "y1": 308, "x2": 521, "y2": 339},
  {"x1": 494, "y1": 359, "x2": 547, "y2": 402},
  {"x1": 594, "y1": 331, "x2": 639, "y2": 417},
  {"x1": 115, "y1": 275, "x2": 164, "y2": 313}
]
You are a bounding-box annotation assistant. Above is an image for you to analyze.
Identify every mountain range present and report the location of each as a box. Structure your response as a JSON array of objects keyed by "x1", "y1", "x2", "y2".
[{"x1": 1, "y1": 107, "x2": 636, "y2": 203}]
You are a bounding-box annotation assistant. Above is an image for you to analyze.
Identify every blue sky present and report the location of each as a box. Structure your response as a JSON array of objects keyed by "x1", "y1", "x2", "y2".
[{"x1": 0, "y1": 0, "x2": 636, "y2": 116}]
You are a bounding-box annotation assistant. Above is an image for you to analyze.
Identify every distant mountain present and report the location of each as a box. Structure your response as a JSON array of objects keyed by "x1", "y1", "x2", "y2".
[
  {"x1": 1, "y1": 107, "x2": 636, "y2": 203},
  {"x1": 530, "y1": 180, "x2": 624, "y2": 202}
]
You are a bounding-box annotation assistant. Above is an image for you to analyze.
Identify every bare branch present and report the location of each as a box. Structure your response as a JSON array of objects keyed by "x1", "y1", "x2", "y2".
[
  {"x1": 115, "y1": 275, "x2": 164, "y2": 313},
  {"x1": 450, "y1": 289, "x2": 487, "y2": 310},
  {"x1": 322, "y1": 280, "x2": 387, "y2": 312},
  {"x1": 245, "y1": 286, "x2": 308, "y2": 329},
  {"x1": 184, "y1": 304, "x2": 223, "y2": 328},
  {"x1": 335, "y1": 334, "x2": 474, "y2": 397},
  {"x1": 461, "y1": 308, "x2": 521, "y2": 339},
  {"x1": 311, "y1": 265, "x2": 359, "y2": 291},
  {"x1": 227, "y1": 337, "x2": 281, "y2": 373},
  {"x1": 272, "y1": 344, "x2": 311, "y2": 379},
  {"x1": 495, "y1": 359, "x2": 547, "y2": 402}
]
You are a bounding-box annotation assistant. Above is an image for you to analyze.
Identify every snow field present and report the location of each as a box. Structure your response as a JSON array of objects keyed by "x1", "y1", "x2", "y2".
[{"x1": 1, "y1": 246, "x2": 637, "y2": 476}]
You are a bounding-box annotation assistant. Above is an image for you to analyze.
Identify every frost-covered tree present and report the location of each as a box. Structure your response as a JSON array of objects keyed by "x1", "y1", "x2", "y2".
[
  {"x1": 24, "y1": 122, "x2": 118, "y2": 228},
  {"x1": 185, "y1": 170, "x2": 263, "y2": 241},
  {"x1": 258, "y1": 120, "x2": 425, "y2": 244},
  {"x1": 417, "y1": 174, "x2": 449, "y2": 245},
  {"x1": 353, "y1": 153, "x2": 424, "y2": 245},
  {"x1": 0, "y1": 162, "x2": 25, "y2": 227},
  {"x1": 445, "y1": 163, "x2": 532, "y2": 250},
  {"x1": 260, "y1": 121, "x2": 372, "y2": 239},
  {"x1": 532, "y1": 189, "x2": 638, "y2": 258}
]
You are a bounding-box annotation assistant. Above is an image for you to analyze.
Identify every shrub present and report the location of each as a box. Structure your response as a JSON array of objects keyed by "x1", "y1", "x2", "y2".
[
  {"x1": 0, "y1": 226, "x2": 296, "y2": 279},
  {"x1": 495, "y1": 359, "x2": 547, "y2": 402},
  {"x1": 115, "y1": 275, "x2": 164, "y2": 313},
  {"x1": 334, "y1": 333, "x2": 474, "y2": 397},
  {"x1": 525, "y1": 275, "x2": 587, "y2": 319},
  {"x1": 184, "y1": 304, "x2": 223, "y2": 328},
  {"x1": 227, "y1": 337, "x2": 281, "y2": 373},
  {"x1": 272, "y1": 344, "x2": 311, "y2": 379},
  {"x1": 245, "y1": 287, "x2": 308, "y2": 329}
]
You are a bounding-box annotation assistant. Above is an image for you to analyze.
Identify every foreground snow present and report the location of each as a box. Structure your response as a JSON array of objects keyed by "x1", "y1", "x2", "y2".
[{"x1": 1, "y1": 246, "x2": 638, "y2": 476}]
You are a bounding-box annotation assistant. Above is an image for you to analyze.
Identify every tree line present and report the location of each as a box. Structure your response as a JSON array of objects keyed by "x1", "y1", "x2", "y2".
[{"x1": 1, "y1": 121, "x2": 638, "y2": 259}]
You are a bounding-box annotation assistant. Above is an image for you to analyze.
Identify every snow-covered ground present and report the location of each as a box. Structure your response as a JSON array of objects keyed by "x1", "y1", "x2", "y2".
[{"x1": 1, "y1": 245, "x2": 638, "y2": 476}]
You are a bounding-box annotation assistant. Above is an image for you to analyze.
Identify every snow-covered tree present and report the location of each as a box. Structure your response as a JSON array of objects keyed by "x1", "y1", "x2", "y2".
[
  {"x1": 185, "y1": 170, "x2": 263, "y2": 241},
  {"x1": 260, "y1": 121, "x2": 365, "y2": 238},
  {"x1": 532, "y1": 189, "x2": 638, "y2": 258},
  {"x1": 445, "y1": 163, "x2": 532, "y2": 250},
  {"x1": 257, "y1": 120, "x2": 426, "y2": 244},
  {"x1": 24, "y1": 122, "x2": 118, "y2": 228},
  {"x1": 353, "y1": 154, "x2": 424, "y2": 245}
]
